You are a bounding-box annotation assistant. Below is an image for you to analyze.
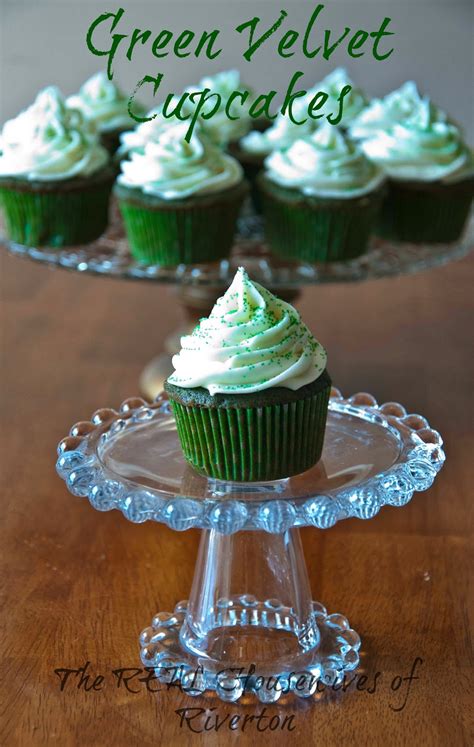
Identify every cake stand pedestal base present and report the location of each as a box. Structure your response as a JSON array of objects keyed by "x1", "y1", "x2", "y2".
[{"x1": 139, "y1": 528, "x2": 360, "y2": 703}]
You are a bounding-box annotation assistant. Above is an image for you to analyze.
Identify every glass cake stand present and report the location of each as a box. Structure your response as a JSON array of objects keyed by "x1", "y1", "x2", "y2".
[
  {"x1": 3, "y1": 207, "x2": 472, "y2": 398},
  {"x1": 4, "y1": 209, "x2": 473, "y2": 287},
  {"x1": 56, "y1": 387, "x2": 445, "y2": 703}
]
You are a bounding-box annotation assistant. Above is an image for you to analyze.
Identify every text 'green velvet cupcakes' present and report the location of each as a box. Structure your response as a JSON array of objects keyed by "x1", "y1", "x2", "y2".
[
  {"x1": 165, "y1": 267, "x2": 331, "y2": 482},
  {"x1": 116, "y1": 123, "x2": 247, "y2": 266},
  {"x1": 259, "y1": 124, "x2": 385, "y2": 263},
  {"x1": 0, "y1": 86, "x2": 112, "y2": 247}
]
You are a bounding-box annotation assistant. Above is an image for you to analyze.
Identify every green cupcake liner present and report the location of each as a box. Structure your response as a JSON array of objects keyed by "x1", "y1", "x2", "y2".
[
  {"x1": 376, "y1": 178, "x2": 474, "y2": 243},
  {"x1": 0, "y1": 171, "x2": 114, "y2": 247},
  {"x1": 167, "y1": 379, "x2": 331, "y2": 482},
  {"x1": 258, "y1": 174, "x2": 384, "y2": 263},
  {"x1": 115, "y1": 181, "x2": 248, "y2": 266}
]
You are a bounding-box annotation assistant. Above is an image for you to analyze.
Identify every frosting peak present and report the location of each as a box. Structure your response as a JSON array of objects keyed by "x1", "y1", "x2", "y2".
[
  {"x1": 67, "y1": 72, "x2": 141, "y2": 132},
  {"x1": 349, "y1": 81, "x2": 445, "y2": 141},
  {"x1": 315, "y1": 67, "x2": 367, "y2": 125},
  {"x1": 118, "y1": 123, "x2": 242, "y2": 199},
  {"x1": 240, "y1": 112, "x2": 315, "y2": 156},
  {"x1": 264, "y1": 123, "x2": 385, "y2": 198},
  {"x1": 168, "y1": 268, "x2": 327, "y2": 394},
  {"x1": 361, "y1": 97, "x2": 473, "y2": 182},
  {"x1": 0, "y1": 86, "x2": 108, "y2": 181}
]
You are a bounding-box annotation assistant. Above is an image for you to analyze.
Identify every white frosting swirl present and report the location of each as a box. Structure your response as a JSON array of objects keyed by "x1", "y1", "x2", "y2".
[
  {"x1": 361, "y1": 99, "x2": 473, "y2": 182},
  {"x1": 0, "y1": 86, "x2": 108, "y2": 181},
  {"x1": 240, "y1": 113, "x2": 315, "y2": 156},
  {"x1": 118, "y1": 123, "x2": 243, "y2": 199},
  {"x1": 168, "y1": 267, "x2": 327, "y2": 394},
  {"x1": 186, "y1": 70, "x2": 254, "y2": 147},
  {"x1": 349, "y1": 81, "x2": 441, "y2": 140},
  {"x1": 303, "y1": 68, "x2": 367, "y2": 126},
  {"x1": 117, "y1": 99, "x2": 195, "y2": 157},
  {"x1": 265, "y1": 124, "x2": 385, "y2": 198},
  {"x1": 67, "y1": 72, "x2": 141, "y2": 132}
]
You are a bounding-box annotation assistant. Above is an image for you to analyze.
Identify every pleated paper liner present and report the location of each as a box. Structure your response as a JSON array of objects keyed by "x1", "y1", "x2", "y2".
[
  {"x1": 115, "y1": 180, "x2": 248, "y2": 266},
  {"x1": 166, "y1": 373, "x2": 331, "y2": 482},
  {"x1": 257, "y1": 173, "x2": 384, "y2": 263},
  {"x1": 0, "y1": 169, "x2": 114, "y2": 248},
  {"x1": 376, "y1": 177, "x2": 474, "y2": 243}
]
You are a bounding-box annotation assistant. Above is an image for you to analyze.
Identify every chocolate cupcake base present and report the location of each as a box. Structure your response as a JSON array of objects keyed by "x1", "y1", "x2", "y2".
[
  {"x1": 257, "y1": 174, "x2": 384, "y2": 263},
  {"x1": 165, "y1": 371, "x2": 331, "y2": 482},
  {"x1": 115, "y1": 180, "x2": 248, "y2": 267},
  {"x1": 376, "y1": 177, "x2": 474, "y2": 244},
  {"x1": 0, "y1": 167, "x2": 115, "y2": 248}
]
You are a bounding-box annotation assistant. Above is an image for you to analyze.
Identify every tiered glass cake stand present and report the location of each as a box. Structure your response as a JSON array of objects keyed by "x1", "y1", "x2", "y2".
[
  {"x1": 56, "y1": 387, "x2": 445, "y2": 703},
  {"x1": 2, "y1": 207, "x2": 473, "y2": 398}
]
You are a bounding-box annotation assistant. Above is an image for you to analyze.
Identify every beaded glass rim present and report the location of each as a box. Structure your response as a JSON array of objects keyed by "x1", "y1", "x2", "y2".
[
  {"x1": 56, "y1": 388, "x2": 445, "y2": 534},
  {"x1": 3, "y1": 208, "x2": 473, "y2": 287}
]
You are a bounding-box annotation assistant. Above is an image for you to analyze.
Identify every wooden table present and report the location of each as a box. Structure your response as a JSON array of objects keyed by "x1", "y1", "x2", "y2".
[{"x1": 1, "y1": 249, "x2": 472, "y2": 746}]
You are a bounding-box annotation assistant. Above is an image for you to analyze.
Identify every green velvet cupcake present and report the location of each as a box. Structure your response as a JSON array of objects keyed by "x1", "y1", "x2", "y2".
[
  {"x1": 0, "y1": 87, "x2": 112, "y2": 247},
  {"x1": 360, "y1": 98, "x2": 474, "y2": 243},
  {"x1": 116, "y1": 124, "x2": 247, "y2": 266},
  {"x1": 165, "y1": 267, "x2": 331, "y2": 482},
  {"x1": 259, "y1": 124, "x2": 385, "y2": 262}
]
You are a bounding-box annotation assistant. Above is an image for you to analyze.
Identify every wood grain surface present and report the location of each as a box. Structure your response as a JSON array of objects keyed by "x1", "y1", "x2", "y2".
[{"x1": 0, "y1": 249, "x2": 473, "y2": 746}]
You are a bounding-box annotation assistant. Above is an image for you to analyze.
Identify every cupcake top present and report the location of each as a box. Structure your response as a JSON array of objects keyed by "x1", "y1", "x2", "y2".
[
  {"x1": 118, "y1": 98, "x2": 189, "y2": 156},
  {"x1": 168, "y1": 267, "x2": 327, "y2": 395},
  {"x1": 117, "y1": 122, "x2": 243, "y2": 199},
  {"x1": 264, "y1": 123, "x2": 384, "y2": 198},
  {"x1": 349, "y1": 81, "x2": 439, "y2": 141},
  {"x1": 240, "y1": 113, "x2": 315, "y2": 156},
  {"x1": 187, "y1": 70, "x2": 254, "y2": 147},
  {"x1": 361, "y1": 98, "x2": 473, "y2": 182},
  {"x1": 67, "y1": 72, "x2": 142, "y2": 132},
  {"x1": 306, "y1": 68, "x2": 367, "y2": 127},
  {"x1": 0, "y1": 86, "x2": 108, "y2": 181}
]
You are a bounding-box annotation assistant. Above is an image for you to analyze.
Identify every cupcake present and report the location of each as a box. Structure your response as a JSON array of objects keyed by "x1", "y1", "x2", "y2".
[
  {"x1": 258, "y1": 123, "x2": 385, "y2": 262},
  {"x1": 0, "y1": 87, "x2": 113, "y2": 247},
  {"x1": 360, "y1": 98, "x2": 474, "y2": 243},
  {"x1": 165, "y1": 267, "x2": 331, "y2": 482},
  {"x1": 67, "y1": 72, "x2": 145, "y2": 154},
  {"x1": 231, "y1": 114, "x2": 315, "y2": 213},
  {"x1": 115, "y1": 123, "x2": 248, "y2": 266}
]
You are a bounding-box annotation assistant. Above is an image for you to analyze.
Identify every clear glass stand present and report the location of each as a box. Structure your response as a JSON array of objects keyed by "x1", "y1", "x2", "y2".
[
  {"x1": 140, "y1": 528, "x2": 361, "y2": 702},
  {"x1": 56, "y1": 388, "x2": 445, "y2": 702}
]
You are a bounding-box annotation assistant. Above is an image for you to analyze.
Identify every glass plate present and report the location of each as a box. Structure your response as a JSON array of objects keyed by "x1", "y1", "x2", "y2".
[
  {"x1": 56, "y1": 388, "x2": 445, "y2": 533},
  {"x1": 4, "y1": 206, "x2": 473, "y2": 287}
]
